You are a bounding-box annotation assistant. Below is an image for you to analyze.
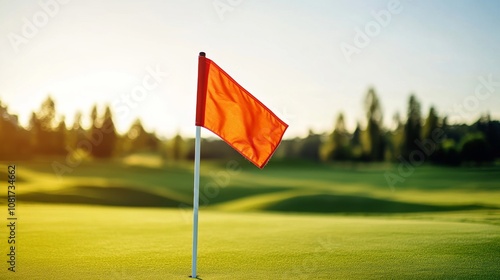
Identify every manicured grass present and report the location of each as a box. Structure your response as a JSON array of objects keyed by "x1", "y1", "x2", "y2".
[
  {"x1": 2, "y1": 204, "x2": 499, "y2": 279},
  {"x1": 0, "y1": 158, "x2": 499, "y2": 279},
  {"x1": 5, "y1": 159, "x2": 500, "y2": 211}
]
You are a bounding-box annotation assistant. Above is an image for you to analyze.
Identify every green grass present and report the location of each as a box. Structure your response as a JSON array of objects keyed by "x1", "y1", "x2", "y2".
[
  {"x1": 2, "y1": 204, "x2": 499, "y2": 279},
  {"x1": 6, "y1": 158, "x2": 500, "y2": 211},
  {"x1": 0, "y1": 157, "x2": 499, "y2": 279}
]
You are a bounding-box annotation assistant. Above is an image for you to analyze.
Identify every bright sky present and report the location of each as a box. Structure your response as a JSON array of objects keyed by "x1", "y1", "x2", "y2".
[{"x1": 1, "y1": 0, "x2": 499, "y2": 138}]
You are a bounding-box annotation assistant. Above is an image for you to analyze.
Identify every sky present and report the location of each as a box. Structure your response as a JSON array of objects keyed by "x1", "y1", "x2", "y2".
[{"x1": 1, "y1": 0, "x2": 499, "y2": 139}]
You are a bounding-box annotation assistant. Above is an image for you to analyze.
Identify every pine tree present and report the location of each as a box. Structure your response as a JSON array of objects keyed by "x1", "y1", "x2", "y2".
[
  {"x1": 364, "y1": 88, "x2": 384, "y2": 161},
  {"x1": 329, "y1": 113, "x2": 351, "y2": 160},
  {"x1": 93, "y1": 106, "x2": 117, "y2": 158},
  {"x1": 402, "y1": 94, "x2": 422, "y2": 159},
  {"x1": 423, "y1": 106, "x2": 439, "y2": 140}
]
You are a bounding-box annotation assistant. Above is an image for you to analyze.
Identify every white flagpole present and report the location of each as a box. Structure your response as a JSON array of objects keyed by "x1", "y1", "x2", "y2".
[{"x1": 191, "y1": 125, "x2": 201, "y2": 278}]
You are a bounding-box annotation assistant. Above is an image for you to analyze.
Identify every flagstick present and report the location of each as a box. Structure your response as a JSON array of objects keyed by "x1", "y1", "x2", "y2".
[{"x1": 191, "y1": 125, "x2": 201, "y2": 278}]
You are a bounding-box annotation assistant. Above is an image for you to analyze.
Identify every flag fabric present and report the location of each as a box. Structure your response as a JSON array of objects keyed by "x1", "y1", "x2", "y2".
[{"x1": 195, "y1": 53, "x2": 288, "y2": 168}]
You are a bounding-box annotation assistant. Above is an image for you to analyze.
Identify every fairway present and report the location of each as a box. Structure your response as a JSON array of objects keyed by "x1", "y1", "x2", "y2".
[
  {"x1": 1, "y1": 160, "x2": 499, "y2": 279},
  {"x1": 3, "y1": 204, "x2": 500, "y2": 280}
]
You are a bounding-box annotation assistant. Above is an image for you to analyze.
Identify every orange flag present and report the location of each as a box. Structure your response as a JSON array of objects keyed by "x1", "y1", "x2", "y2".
[{"x1": 195, "y1": 53, "x2": 288, "y2": 168}]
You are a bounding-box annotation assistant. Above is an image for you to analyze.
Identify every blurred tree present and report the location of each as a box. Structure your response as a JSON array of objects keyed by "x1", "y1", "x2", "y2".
[
  {"x1": 326, "y1": 113, "x2": 351, "y2": 160},
  {"x1": 38, "y1": 97, "x2": 56, "y2": 154},
  {"x1": 125, "y1": 118, "x2": 159, "y2": 154},
  {"x1": 54, "y1": 117, "x2": 67, "y2": 154},
  {"x1": 0, "y1": 102, "x2": 18, "y2": 159},
  {"x1": 388, "y1": 112, "x2": 404, "y2": 160},
  {"x1": 402, "y1": 94, "x2": 422, "y2": 159},
  {"x1": 423, "y1": 106, "x2": 439, "y2": 140},
  {"x1": 87, "y1": 105, "x2": 117, "y2": 158},
  {"x1": 321, "y1": 116, "x2": 336, "y2": 162},
  {"x1": 275, "y1": 138, "x2": 300, "y2": 159},
  {"x1": 439, "y1": 139, "x2": 461, "y2": 166},
  {"x1": 171, "y1": 132, "x2": 185, "y2": 161},
  {"x1": 146, "y1": 131, "x2": 160, "y2": 152},
  {"x1": 350, "y1": 122, "x2": 363, "y2": 160},
  {"x1": 38, "y1": 96, "x2": 56, "y2": 131},
  {"x1": 364, "y1": 88, "x2": 385, "y2": 161},
  {"x1": 28, "y1": 112, "x2": 41, "y2": 154},
  {"x1": 460, "y1": 133, "x2": 494, "y2": 165},
  {"x1": 351, "y1": 122, "x2": 362, "y2": 147},
  {"x1": 90, "y1": 105, "x2": 98, "y2": 126},
  {"x1": 64, "y1": 111, "x2": 88, "y2": 160},
  {"x1": 440, "y1": 116, "x2": 450, "y2": 145},
  {"x1": 475, "y1": 114, "x2": 500, "y2": 159},
  {"x1": 31, "y1": 96, "x2": 66, "y2": 155},
  {"x1": 0, "y1": 109, "x2": 29, "y2": 160},
  {"x1": 297, "y1": 129, "x2": 322, "y2": 161},
  {"x1": 423, "y1": 106, "x2": 440, "y2": 163},
  {"x1": 73, "y1": 111, "x2": 83, "y2": 131},
  {"x1": 127, "y1": 119, "x2": 148, "y2": 153},
  {"x1": 0, "y1": 100, "x2": 3, "y2": 130},
  {"x1": 95, "y1": 106, "x2": 117, "y2": 158},
  {"x1": 88, "y1": 105, "x2": 100, "y2": 158},
  {"x1": 393, "y1": 112, "x2": 403, "y2": 130},
  {"x1": 0, "y1": 101, "x2": 5, "y2": 157},
  {"x1": 66, "y1": 111, "x2": 85, "y2": 151}
]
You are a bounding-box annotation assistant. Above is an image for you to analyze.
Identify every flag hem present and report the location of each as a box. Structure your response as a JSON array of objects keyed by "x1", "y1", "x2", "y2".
[{"x1": 195, "y1": 55, "x2": 210, "y2": 126}]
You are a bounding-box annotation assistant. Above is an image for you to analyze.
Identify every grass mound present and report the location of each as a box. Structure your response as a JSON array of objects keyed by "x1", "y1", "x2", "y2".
[
  {"x1": 262, "y1": 193, "x2": 493, "y2": 213},
  {"x1": 21, "y1": 186, "x2": 183, "y2": 207}
]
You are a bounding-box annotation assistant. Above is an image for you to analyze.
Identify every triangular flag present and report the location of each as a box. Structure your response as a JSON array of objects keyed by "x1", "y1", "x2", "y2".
[{"x1": 195, "y1": 53, "x2": 288, "y2": 168}]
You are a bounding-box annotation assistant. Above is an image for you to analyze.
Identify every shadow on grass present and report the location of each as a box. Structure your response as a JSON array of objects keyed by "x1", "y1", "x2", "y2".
[
  {"x1": 263, "y1": 194, "x2": 496, "y2": 214},
  {"x1": 0, "y1": 169, "x2": 26, "y2": 182},
  {"x1": 204, "y1": 186, "x2": 293, "y2": 205},
  {"x1": 21, "y1": 186, "x2": 183, "y2": 207},
  {"x1": 15, "y1": 187, "x2": 497, "y2": 214}
]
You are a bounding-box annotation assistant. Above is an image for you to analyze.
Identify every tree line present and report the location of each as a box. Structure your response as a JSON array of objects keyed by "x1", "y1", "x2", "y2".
[
  {"x1": 279, "y1": 88, "x2": 499, "y2": 166},
  {"x1": 0, "y1": 96, "x2": 160, "y2": 160},
  {"x1": 1, "y1": 90, "x2": 499, "y2": 165}
]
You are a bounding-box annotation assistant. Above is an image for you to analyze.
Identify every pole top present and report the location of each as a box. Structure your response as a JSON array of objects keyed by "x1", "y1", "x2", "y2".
[{"x1": 199, "y1": 52, "x2": 206, "y2": 57}]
